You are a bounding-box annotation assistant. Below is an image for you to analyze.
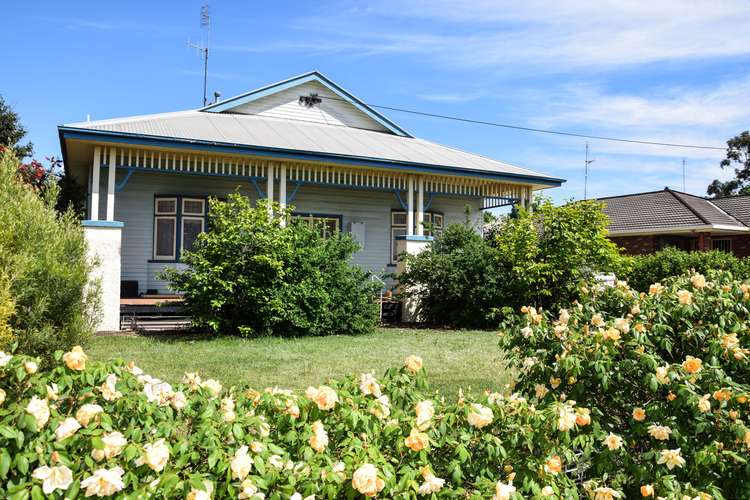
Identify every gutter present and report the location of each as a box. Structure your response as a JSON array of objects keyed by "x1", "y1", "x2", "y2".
[{"x1": 608, "y1": 224, "x2": 750, "y2": 237}]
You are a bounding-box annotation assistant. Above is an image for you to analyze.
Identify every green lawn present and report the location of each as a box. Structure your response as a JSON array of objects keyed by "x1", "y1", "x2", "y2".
[{"x1": 87, "y1": 328, "x2": 508, "y2": 397}]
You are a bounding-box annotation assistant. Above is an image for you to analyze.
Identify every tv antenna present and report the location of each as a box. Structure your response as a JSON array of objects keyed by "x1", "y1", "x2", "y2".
[
  {"x1": 682, "y1": 157, "x2": 686, "y2": 191},
  {"x1": 584, "y1": 141, "x2": 595, "y2": 200},
  {"x1": 187, "y1": 4, "x2": 211, "y2": 106}
]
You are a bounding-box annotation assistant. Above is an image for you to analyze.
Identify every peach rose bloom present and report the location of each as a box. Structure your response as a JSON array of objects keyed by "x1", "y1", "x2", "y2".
[
  {"x1": 492, "y1": 481, "x2": 516, "y2": 500},
  {"x1": 63, "y1": 346, "x2": 87, "y2": 371},
  {"x1": 594, "y1": 487, "x2": 622, "y2": 500},
  {"x1": 655, "y1": 366, "x2": 670, "y2": 385},
  {"x1": 0, "y1": 388, "x2": 5, "y2": 406},
  {"x1": 550, "y1": 376, "x2": 561, "y2": 389},
  {"x1": 613, "y1": 318, "x2": 630, "y2": 333},
  {"x1": 55, "y1": 417, "x2": 81, "y2": 441},
  {"x1": 467, "y1": 403, "x2": 493, "y2": 429},
  {"x1": 32, "y1": 465, "x2": 73, "y2": 495},
  {"x1": 250, "y1": 441, "x2": 264, "y2": 453},
  {"x1": 541, "y1": 486, "x2": 555, "y2": 496},
  {"x1": 535, "y1": 384, "x2": 549, "y2": 399},
  {"x1": 632, "y1": 407, "x2": 646, "y2": 421},
  {"x1": 682, "y1": 356, "x2": 702, "y2": 374},
  {"x1": 80, "y1": 467, "x2": 125, "y2": 497},
  {"x1": 186, "y1": 480, "x2": 213, "y2": 500},
  {"x1": 557, "y1": 405, "x2": 577, "y2": 432},
  {"x1": 647, "y1": 424, "x2": 672, "y2": 441},
  {"x1": 575, "y1": 408, "x2": 591, "y2": 426},
  {"x1": 677, "y1": 289, "x2": 693, "y2": 305},
  {"x1": 417, "y1": 467, "x2": 445, "y2": 495},
  {"x1": 231, "y1": 445, "x2": 253, "y2": 480},
  {"x1": 591, "y1": 314, "x2": 605, "y2": 327},
  {"x1": 92, "y1": 431, "x2": 127, "y2": 461},
  {"x1": 649, "y1": 283, "x2": 664, "y2": 295},
  {"x1": 691, "y1": 273, "x2": 706, "y2": 288},
  {"x1": 640, "y1": 484, "x2": 654, "y2": 497},
  {"x1": 182, "y1": 372, "x2": 202, "y2": 391},
  {"x1": 26, "y1": 396, "x2": 50, "y2": 429},
  {"x1": 200, "y1": 379, "x2": 223, "y2": 397},
  {"x1": 309, "y1": 421, "x2": 329, "y2": 453},
  {"x1": 603, "y1": 327, "x2": 621, "y2": 341},
  {"x1": 415, "y1": 400, "x2": 435, "y2": 430},
  {"x1": 76, "y1": 404, "x2": 104, "y2": 426},
  {"x1": 305, "y1": 385, "x2": 338, "y2": 411},
  {"x1": 404, "y1": 427, "x2": 429, "y2": 452},
  {"x1": 238, "y1": 479, "x2": 259, "y2": 499},
  {"x1": 404, "y1": 355, "x2": 423, "y2": 374},
  {"x1": 359, "y1": 373, "x2": 381, "y2": 397},
  {"x1": 603, "y1": 433, "x2": 623, "y2": 450},
  {"x1": 141, "y1": 439, "x2": 170, "y2": 472},
  {"x1": 545, "y1": 455, "x2": 563, "y2": 475},
  {"x1": 713, "y1": 389, "x2": 731, "y2": 401},
  {"x1": 24, "y1": 361, "x2": 38, "y2": 374},
  {"x1": 171, "y1": 391, "x2": 187, "y2": 411},
  {"x1": 352, "y1": 463, "x2": 385, "y2": 497},
  {"x1": 657, "y1": 448, "x2": 685, "y2": 470},
  {"x1": 100, "y1": 374, "x2": 122, "y2": 401}
]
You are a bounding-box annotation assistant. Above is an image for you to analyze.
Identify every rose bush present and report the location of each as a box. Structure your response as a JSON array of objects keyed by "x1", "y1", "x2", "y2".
[{"x1": 499, "y1": 271, "x2": 750, "y2": 498}]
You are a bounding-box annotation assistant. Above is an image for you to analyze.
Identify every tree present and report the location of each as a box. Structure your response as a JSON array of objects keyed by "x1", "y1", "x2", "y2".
[
  {"x1": 0, "y1": 95, "x2": 33, "y2": 158},
  {"x1": 706, "y1": 130, "x2": 750, "y2": 198}
]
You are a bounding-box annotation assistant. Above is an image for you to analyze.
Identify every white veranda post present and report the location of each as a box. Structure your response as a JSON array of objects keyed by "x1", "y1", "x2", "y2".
[
  {"x1": 106, "y1": 148, "x2": 116, "y2": 221},
  {"x1": 416, "y1": 176, "x2": 424, "y2": 236},
  {"x1": 90, "y1": 146, "x2": 101, "y2": 220},
  {"x1": 407, "y1": 176, "x2": 414, "y2": 236},
  {"x1": 266, "y1": 164, "x2": 274, "y2": 215},
  {"x1": 279, "y1": 164, "x2": 287, "y2": 227}
]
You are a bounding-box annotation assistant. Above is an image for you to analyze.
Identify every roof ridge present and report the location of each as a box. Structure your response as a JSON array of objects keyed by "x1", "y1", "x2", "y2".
[
  {"x1": 669, "y1": 188, "x2": 747, "y2": 228},
  {"x1": 667, "y1": 189, "x2": 710, "y2": 225},
  {"x1": 595, "y1": 188, "x2": 672, "y2": 201}
]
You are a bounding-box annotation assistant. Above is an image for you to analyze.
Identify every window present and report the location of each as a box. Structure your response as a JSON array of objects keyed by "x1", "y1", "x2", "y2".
[
  {"x1": 293, "y1": 213, "x2": 341, "y2": 238},
  {"x1": 153, "y1": 196, "x2": 207, "y2": 261},
  {"x1": 712, "y1": 238, "x2": 731, "y2": 253},
  {"x1": 390, "y1": 210, "x2": 444, "y2": 264}
]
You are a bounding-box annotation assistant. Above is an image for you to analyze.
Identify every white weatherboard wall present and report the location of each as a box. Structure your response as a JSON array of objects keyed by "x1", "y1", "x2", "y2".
[
  {"x1": 83, "y1": 223, "x2": 122, "y2": 331},
  {"x1": 102, "y1": 170, "x2": 482, "y2": 294}
]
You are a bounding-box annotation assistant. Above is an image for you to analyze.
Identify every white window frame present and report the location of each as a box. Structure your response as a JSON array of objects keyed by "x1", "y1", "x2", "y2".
[
  {"x1": 181, "y1": 216, "x2": 206, "y2": 253},
  {"x1": 390, "y1": 210, "x2": 443, "y2": 264},
  {"x1": 182, "y1": 197, "x2": 205, "y2": 216},
  {"x1": 293, "y1": 214, "x2": 341, "y2": 238}
]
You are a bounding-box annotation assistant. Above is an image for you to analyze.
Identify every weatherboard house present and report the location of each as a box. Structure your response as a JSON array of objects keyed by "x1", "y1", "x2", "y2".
[{"x1": 59, "y1": 72, "x2": 564, "y2": 331}]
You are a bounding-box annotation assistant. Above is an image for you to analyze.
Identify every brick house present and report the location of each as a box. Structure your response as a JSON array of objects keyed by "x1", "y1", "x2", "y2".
[{"x1": 599, "y1": 188, "x2": 750, "y2": 256}]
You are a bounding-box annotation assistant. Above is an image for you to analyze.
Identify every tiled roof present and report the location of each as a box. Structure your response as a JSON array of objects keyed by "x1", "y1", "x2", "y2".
[
  {"x1": 598, "y1": 188, "x2": 748, "y2": 234},
  {"x1": 712, "y1": 195, "x2": 750, "y2": 226}
]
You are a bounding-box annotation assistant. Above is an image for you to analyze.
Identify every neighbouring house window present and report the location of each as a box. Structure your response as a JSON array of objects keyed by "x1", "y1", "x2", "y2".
[
  {"x1": 390, "y1": 210, "x2": 443, "y2": 264},
  {"x1": 293, "y1": 213, "x2": 341, "y2": 238},
  {"x1": 712, "y1": 238, "x2": 732, "y2": 253},
  {"x1": 153, "y1": 196, "x2": 208, "y2": 261}
]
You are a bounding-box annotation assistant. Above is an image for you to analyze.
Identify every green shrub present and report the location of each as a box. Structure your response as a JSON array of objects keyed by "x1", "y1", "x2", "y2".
[
  {"x1": 620, "y1": 246, "x2": 750, "y2": 291},
  {"x1": 161, "y1": 194, "x2": 379, "y2": 337},
  {"x1": 499, "y1": 272, "x2": 750, "y2": 498},
  {"x1": 0, "y1": 150, "x2": 96, "y2": 363},
  {"x1": 399, "y1": 199, "x2": 622, "y2": 328}
]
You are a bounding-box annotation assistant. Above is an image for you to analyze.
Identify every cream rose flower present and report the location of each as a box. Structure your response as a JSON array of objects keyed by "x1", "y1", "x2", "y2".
[
  {"x1": 371, "y1": 395, "x2": 391, "y2": 420},
  {"x1": 24, "y1": 361, "x2": 38, "y2": 374},
  {"x1": 417, "y1": 467, "x2": 444, "y2": 495},
  {"x1": 415, "y1": 400, "x2": 435, "y2": 430},
  {"x1": 0, "y1": 351, "x2": 11, "y2": 366},
  {"x1": 591, "y1": 313, "x2": 605, "y2": 327},
  {"x1": 535, "y1": 384, "x2": 549, "y2": 399},
  {"x1": 602, "y1": 327, "x2": 621, "y2": 341},
  {"x1": 186, "y1": 480, "x2": 213, "y2": 500},
  {"x1": 550, "y1": 376, "x2": 561, "y2": 389},
  {"x1": 697, "y1": 394, "x2": 711, "y2": 413},
  {"x1": 492, "y1": 481, "x2": 516, "y2": 500},
  {"x1": 80, "y1": 467, "x2": 125, "y2": 497},
  {"x1": 657, "y1": 448, "x2": 686, "y2": 470},
  {"x1": 404, "y1": 355, "x2": 423, "y2": 374},
  {"x1": 677, "y1": 289, "x2": 693, "y2": 305},
  {"x1": 251, "y1": 441, "x2": 264, "y2": 453},
  {"x1": 26, "y1": 395, "x2": 50, "y2": 429},
  {"x1": 633, "y1": 407, "x2": 646, "y2": 421},
  {"x1": 649, "y1": 283, "x2": 664, "y2": 295},
  {"x1": 359, "y1": 373, "x2": 381, "y2": 397},
  {"x1": 92, "y1": 431, "x2": 127, "y2": 461},
  {"x1": 647, "y1": 424, "x2": 672, "y2": 441},
  {"x1": 305, "y1": 385, "x2": 338, "y2": 411},
  {"x1": 352, "y1": 463, "x2": 385, "y2": 497},
  {"x1": 182, "y1": 372, "x2": 202, "y2": 390},
  {"x1": 46, "y1": 383, "x2": 59, "y2": 401},
  {"x1": 62, "y1": 346, "x2": 87, "y2": 371},
  {"x1": 404, "y1": 427, "x2": 429, "y2": 452},
  {"x1": 641, "y1": 484, "x2": 654, "y2": 497},
  {"x1": 603, "y1": 433, "x2": 623, "y2": 450},
  {"x1": 521, "y1": 326, "x2": 533, "y2": 338},
  {"x1": 231, "y1": 445, "x2": 253, "y2": 480},
  {"x1": 100, "y1": 374, "x2": 122, "y2": 401},
  {"x1": 682, "y1": 356, "x2": 702, "y2": 374},
  {"x1": 238, "y1": 479, "x2": 260, "y2": 499},
  {"x1": 467, "y1": 403, "x2": 493, "y2": 429},
  {"x1": 200, "y1": 379, "x2": 223, "y2": 397},
  {"x1": 613, "y1": 317, "x2": 630, "y2": 333},
  {"x1": 76, "y1": 403, "x2": 104, "y2": 426},
  {"x1": 171, "y1": 391, "x2": 187, "y2": 411},
  {"x1": 594, "y1": 487, "x2": 622, "y2": 500},
  {"x1": 557, "y1": 404, "x2": 577, "y2": 432},
  {"x1": 544, "y1": 455, "x2": 562, "y2": 475},
  {"x1": 655, "y1": 366, "x2": 670, "y2": 385},
  {"x1": 32, "y1": 465, "x2": 73, "y2": 495},
  {"x1": 309, "y1": 421, "x2": 329, "y2": 453},
  {"x1": 141, "y1": 439, "x2": 170, "y2": 472},
  {"x1": 691, "y1": 273, "x2": 706, "y2": 288},
  {"x1": 55, "y1": 417, "x2": 81, "y2": 441},
  {"x1": 0, "y1": 388, "x2": 5, "y2": 406},
  {"x1": 541, "y1": 485, "x2": 555, "y2": 496}
]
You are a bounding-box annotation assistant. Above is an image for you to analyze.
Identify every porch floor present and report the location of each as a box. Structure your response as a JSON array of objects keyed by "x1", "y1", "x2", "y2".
[{"x1": 120, "y1": 296, "x2": 183, "y2": 306}]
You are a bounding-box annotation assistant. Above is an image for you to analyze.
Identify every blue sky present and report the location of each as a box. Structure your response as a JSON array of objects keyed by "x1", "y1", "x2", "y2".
[{"x1": 3, "y1": 0, "x2": 749, "y2": 201}]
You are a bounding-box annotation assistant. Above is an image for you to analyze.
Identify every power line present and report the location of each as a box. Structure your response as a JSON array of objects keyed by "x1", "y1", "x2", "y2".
[{"x1": 316, "y1": 94, "x2": 726, "y2": 151}]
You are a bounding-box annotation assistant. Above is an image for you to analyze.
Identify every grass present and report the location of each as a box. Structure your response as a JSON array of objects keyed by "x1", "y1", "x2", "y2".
[{"x1": 87, "y1": 328, "x2": 509, "y2": 397}]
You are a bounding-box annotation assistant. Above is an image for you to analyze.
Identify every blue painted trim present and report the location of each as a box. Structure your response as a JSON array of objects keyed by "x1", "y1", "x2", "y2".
[
  {"x1": 81, "y1": 220, "x2": 124, "y2": 228},
  {"x1": 287, "y1": 182, "x2": 303, "y2": 203},
  {"x1": 58, "y1": 127, "x2": 565, "y2": 187},
  {"x1": 114, "y1": 164, "x2": 265, "y2": 182},
  {"x1": 250, "y1": 179, "x2": 266, "y2": 198},
  {"x1": 393, "y1": 190, "x2": 407, "y2": 210},
  {"x1": 395, "y1": 235, "x2": 434, "y2": 242},
  {"x1": 200, "y1": 71, "x2": 412, "y2": 137},
  {"x1": 423, "y1": 192, "x2": 435, "y2": 212},
  {"x1": 115, "y1": 168, "x2": 135, "y2": 192}
]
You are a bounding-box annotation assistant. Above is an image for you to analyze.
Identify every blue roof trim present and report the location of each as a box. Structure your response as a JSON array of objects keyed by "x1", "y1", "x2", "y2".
[
  {"x1": 58, "y1": 127, "x2": 565, "y2": 187},
  {"x1": 82, "y1": 220, "x2": 125, "y2": 228},
  {"x1": 200, "y1": 71, "x2": 412, "y2": 138}
]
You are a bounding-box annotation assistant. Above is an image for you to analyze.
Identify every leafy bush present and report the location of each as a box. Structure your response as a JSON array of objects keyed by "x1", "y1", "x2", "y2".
[
  {"x1": 0, "y1": 150, "x2": 96, "y2": 362},
  {"x1": 619, "y1": 246, "x2": 750, "y2": 291},
  {"x1": 161, "y1": 194, "x2": 379, "y2": 337},
  {"x1": 399, "y1": 199, "x2": 622, "y2": 328},
  {"x1": 499, "y1": 272, "x2": 750, "y2": 498}
]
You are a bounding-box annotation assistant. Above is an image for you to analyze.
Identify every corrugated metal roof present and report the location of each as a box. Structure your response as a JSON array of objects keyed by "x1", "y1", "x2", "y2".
[
  {"x1": 599, "y1": 188, "x2": 747, "y2": 233},
  {"x1": 62, "y1": 110, "x2": 560, "y2": 183}
]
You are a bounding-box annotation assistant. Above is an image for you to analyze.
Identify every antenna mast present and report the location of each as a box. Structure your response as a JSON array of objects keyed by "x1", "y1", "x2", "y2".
[
  {"x1": 584, "y1": 142, "x2": 595, "y2": 200},
  {"x1": 188, "y1": 4, "x2": 211, "y2": 106},
  {"x1": 682, "y1": 158, "x2": 686, "y2": 191}
]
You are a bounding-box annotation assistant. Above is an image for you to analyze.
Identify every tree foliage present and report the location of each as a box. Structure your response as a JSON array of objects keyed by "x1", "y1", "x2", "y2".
[
  {"x1": 707, "y1": 130, "x2": 750, "y2": 198},
  {"x1": 0, "y1": 95, "x2": 33, "y2": 159},
  {"x1": 161, "y1": 194, "x2": 380, "y2": 337}
]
